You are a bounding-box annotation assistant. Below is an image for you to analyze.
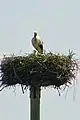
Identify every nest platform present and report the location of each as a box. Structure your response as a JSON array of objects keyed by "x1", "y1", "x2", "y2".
[{"x1": 0, "y1": 51, "x2": 78, "y2": 94}]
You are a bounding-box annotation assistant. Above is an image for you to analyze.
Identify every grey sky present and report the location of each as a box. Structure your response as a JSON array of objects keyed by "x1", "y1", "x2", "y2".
[{"x1": 0, "y1": 0, "x2": 80, "y2": 120}]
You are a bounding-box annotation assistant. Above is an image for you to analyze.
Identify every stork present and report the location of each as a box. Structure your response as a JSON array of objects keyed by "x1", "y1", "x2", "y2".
[{"x1": 31, "y1": 32, "x2": 44, "y2": 54}]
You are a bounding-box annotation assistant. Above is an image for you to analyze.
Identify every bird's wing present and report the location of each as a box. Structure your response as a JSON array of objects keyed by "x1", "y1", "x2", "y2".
[
  {"x1": 36, "y1": 36, "x2": 43, "y2": 54},
  {"x1": 36, "y1": 36, "x2": 43, "y2": 45}
]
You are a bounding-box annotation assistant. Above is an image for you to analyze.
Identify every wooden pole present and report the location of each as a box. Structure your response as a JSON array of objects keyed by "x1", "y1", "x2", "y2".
[{"x1": 30, "y1": 86, "x2": 41, "y2": 120}]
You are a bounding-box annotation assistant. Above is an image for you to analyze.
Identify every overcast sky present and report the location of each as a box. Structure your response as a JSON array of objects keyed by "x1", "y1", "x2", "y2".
[{"x1": 0, "y1": 0, "x2": 80, "y2": 120}]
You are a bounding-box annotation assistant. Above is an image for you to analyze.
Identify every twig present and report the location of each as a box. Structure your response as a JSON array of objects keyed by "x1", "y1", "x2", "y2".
[{"x1": 0, "y1": 85, "x2": 8, "y2": 91}]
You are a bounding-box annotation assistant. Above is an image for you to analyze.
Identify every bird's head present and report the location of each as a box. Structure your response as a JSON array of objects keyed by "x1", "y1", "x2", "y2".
[{"x1": 34, "y1": 32, "x2": 37, "y2": 37}]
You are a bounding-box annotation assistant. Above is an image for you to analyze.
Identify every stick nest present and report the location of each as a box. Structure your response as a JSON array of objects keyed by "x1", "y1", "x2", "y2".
[{"x1": 0, "y1": 50, "x2": 79, "y2": 94}]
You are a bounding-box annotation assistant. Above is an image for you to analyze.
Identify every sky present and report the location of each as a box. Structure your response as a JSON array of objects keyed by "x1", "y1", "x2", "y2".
[{"x1": 0, "y1": 0, "x2": 80, "y2": 120}]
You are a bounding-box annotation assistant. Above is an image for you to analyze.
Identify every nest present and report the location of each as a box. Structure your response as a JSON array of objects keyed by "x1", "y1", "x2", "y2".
[{"x1": 0, "y1": 50, "x2": 79, "y2": 94}]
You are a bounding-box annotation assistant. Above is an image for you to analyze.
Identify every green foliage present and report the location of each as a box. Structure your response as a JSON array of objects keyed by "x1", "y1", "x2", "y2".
[{"x1": 0, "y1": 51, "x2": 78, "y2": 93}]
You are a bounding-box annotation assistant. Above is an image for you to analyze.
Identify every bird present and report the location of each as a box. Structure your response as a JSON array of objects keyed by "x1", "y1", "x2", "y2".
[{"x1": 31, "y1": 31, "x2": 44, "y2": 54}]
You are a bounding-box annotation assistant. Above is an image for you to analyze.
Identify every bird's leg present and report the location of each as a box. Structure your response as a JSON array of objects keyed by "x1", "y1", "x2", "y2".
[
  {"x1": 33, "y1": 50, "x2": 38, "y2": 55},
  {"x1": 33, "y1": 50, "x2": 36, "y2": 54}
]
